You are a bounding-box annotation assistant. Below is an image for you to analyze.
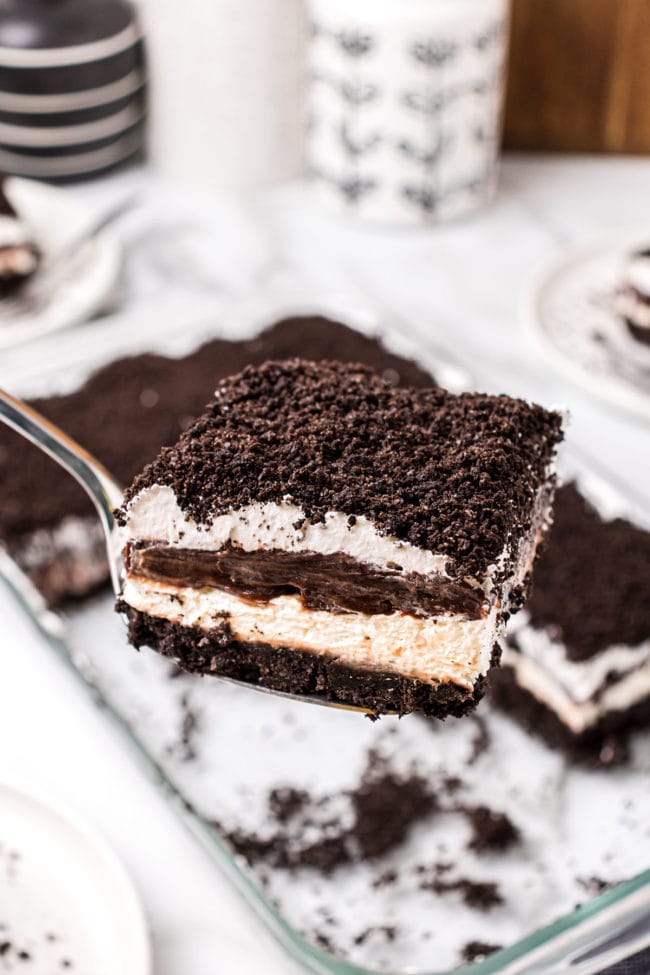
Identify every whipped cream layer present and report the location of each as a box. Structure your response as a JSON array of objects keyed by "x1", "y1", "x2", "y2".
[
  {"x1": 123, "y1": 575, "x2": 498, "y2": 689},
  {"x1": 122, "y1": 480, "x2": 551, "y2": 599},
  {"x1": 504, "y1": 611, "x2": 650, "y2": 734},
  {"x1": 124, "y1": 485, "x2": 454, "y2": 580}
]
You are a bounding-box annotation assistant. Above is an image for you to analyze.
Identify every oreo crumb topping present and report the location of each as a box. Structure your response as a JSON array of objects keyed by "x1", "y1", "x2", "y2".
[
  {"x1": 178, "y1": 694, "x2": 200, "y2": 762},
  {"x1": 120, "y1": 359, "x2": 562, "y2": 583},
  {"x1": 525, "y1": 484, "x2": 650, "y2": 660},
  {"x1": 0, "y1": 316, "x2": 434, "y2": 542}
]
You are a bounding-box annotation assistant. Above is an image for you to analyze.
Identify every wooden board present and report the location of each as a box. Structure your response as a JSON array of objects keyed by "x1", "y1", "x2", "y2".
[{"x1": 504, "y1": 0, "x2": 650, "y2": 153}]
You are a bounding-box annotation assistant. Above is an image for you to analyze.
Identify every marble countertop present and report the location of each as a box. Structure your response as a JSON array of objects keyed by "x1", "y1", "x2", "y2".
[{"x1": 0, "y1": 153, "x2": 649, "y2": 974}]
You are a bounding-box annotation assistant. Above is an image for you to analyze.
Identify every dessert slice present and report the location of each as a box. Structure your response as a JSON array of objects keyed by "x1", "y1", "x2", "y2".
[
  {"x1": 613, "y1": 248, "x2": 650, "y2": 347},
  {"x1": 0, "y1": 177, "x2": 39, "y2": 298},
  {"x1": 116, "y1": 359, "x2": 563, "y2": 717},
  {"x1": 0, "y1": 317, "x2": 435, "y2": 607},
  {"x1": 492, "y1": 483, "x2": 650, "y2": 763}
]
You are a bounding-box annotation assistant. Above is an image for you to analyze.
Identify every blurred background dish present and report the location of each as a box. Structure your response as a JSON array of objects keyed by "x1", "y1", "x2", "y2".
[
  {"x1": 527, "y1": 230, "x2": 650, "y2": 421},
  {"x1": 0, "y1": 779, "x2": 150, "y2": 975},
  {"x1": 0, "y1": 0, "x2": 145, "y2": 181},
  {"x1": 0, "y1": 176, "x2": 123, "y2": 347}
]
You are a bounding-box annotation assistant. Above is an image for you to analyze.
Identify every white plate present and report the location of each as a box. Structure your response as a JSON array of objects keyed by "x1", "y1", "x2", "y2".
[
  {"x1": 0, "y1": 177, "x2": 123, "y2": 349},
  {"x1": 0, "y1": 780, "x2": 151, "y2": 975},
  {"x1": 526, "y1": 229, "x2": 650, "y2": 421}
]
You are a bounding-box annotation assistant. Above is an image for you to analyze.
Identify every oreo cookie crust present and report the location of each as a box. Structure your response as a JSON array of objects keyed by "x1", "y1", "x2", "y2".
[
  {"x1": 118, "y1": 359, "x2": 562, "y2": 717},
  {"x1": 119, "y1": 602, "x2": 489, "y2": 718},
  {"x1": 496, "y1": 484, "x2": 650, "y2": 757}
]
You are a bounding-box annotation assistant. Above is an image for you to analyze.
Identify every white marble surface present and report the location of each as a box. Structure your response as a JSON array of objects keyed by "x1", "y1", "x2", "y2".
[{"x1": 1, "y1": 154, "x2": 650, "y2": 974}]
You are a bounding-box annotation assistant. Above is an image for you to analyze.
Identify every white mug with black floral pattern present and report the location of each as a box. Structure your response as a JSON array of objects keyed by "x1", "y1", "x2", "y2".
[{"x1": 307, "y1": 0, "x2": 511, "y2": 224}]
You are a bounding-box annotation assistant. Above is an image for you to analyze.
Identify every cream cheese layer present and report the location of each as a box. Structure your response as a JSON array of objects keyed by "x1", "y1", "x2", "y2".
[{"x1": 122, "y1": 576, "x2": 499, "y2": 689}]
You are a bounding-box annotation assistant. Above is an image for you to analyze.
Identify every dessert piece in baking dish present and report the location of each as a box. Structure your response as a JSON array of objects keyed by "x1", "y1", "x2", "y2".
[
  {"x1": 0, "y1": 176, "x2": 39, "y2": 297},
  {"x1": 613, "y1": 247, "x2": 650, "y2": 347},
  {"x1": 492, "y1": 483, "x2": 650, "y2": 763},
  {"x1": 116, "y1": 359, "x2": 563, "y2": 717},
  {"x1": 0, "y1": 317, "x2": 435, "y2": 607}
]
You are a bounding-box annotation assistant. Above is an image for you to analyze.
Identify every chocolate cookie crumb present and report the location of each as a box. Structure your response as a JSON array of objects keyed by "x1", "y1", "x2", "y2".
[
  {"x1": 468, "y1": 716, "x2": 491, "y2": 765},
  {"x1": 314, "y1": 932, "x2": 334, "y2": 952},
  {"x1": 353, "y1": 926, "x2": 397, "y2": 946},
  {"x1": 465, "y1": 805, "x2": 520, "y2": 853},
  {"x1": 268, "y1": 787, "x2": 309, "y2": 823},
  {"x1": 372, "y1": 869, "x2": 398, "y2": 889},
  {"x1": 462, "y1": 941, "x2": 502, "y2": 963},
  {"x1": 440, "y1": 775, "x2": 463, "y2": 795},
  {"x1": 577, "y1": 876, "x2": 610, "y2": 895},
  {"x1": 350, "y1": 768, "x2": 437, "y2": 860},
  {"x1": 421, "y1": 877, "x2": 503, "y2": 911},
  {"x1": 218, "y1": 753, "x2": 437, "y2": 875}
]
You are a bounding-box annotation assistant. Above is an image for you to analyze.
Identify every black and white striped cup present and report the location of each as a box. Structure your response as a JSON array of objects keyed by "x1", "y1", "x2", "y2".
[{"x1": 0, "y1": 0, "x2": 145, "y2": 180}]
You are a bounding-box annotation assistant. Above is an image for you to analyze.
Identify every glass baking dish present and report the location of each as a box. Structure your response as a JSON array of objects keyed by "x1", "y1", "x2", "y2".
[{"x1": 1, "y1": 291, "x2": 649, "y2": 975}]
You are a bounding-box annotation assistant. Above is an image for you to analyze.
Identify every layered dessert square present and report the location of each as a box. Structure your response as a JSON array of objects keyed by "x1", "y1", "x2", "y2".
[
  {"x1": 492, "y1": 483, "x2": 650, "y2": 762},
  {"x1": 116, "y1": 359, "x2": 563, "y2": 717},
  {"x1": 613, "y1": 248, "x2": 650, "y2": 347},
  {"x1": 0, "y1": 177, "x2": 39, "y2": 297},
  {"x1": 0, "y1": 317, "x2": 434, "y2": 606}
]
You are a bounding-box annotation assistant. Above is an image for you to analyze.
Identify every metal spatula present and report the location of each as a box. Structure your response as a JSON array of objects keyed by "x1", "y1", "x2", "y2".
[{"x1": 0, "y1": 387, "x2": 378, "y2": 714}]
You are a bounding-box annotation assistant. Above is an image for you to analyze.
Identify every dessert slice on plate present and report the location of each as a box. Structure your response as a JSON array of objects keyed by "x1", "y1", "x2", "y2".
[
  {"x1": 492, "y1": 483, "x2": 650, "y2": 763},
  {"x1": 116, "y1": 359, "x2": 563, "y2": 717},
  {"x1": 0, "y1": 176, "x2": 40, "y2": 298}
]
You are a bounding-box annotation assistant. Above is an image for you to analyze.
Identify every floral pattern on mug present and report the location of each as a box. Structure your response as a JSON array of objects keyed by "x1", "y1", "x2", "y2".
[{"x1": 307, "y1": 0, "x2": 511, "y2": 224}]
